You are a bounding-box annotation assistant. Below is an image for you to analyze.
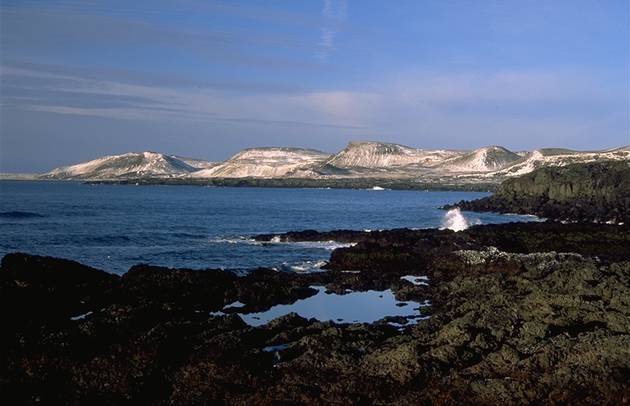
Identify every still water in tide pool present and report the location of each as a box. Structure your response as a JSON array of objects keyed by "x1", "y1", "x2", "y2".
[
  {"x1": 0, "y1": 181, "x2": 538, "y2": 275},
  {"x1": 236, "y1": 286, "x2": 431, "y2": 327}
]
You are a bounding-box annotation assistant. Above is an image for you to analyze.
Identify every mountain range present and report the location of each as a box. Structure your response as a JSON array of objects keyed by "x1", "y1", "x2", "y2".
[{"x1": 39, "y1": 141, "x2": 630, "y2": 185}]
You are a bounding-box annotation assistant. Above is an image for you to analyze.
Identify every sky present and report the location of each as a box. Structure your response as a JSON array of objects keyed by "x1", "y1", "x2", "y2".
[{"x1": 1, "y1": 0, "x2": 629, "y2": 172}]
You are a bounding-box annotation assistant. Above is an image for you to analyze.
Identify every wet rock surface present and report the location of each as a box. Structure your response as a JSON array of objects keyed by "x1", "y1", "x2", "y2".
[
  {"x1": 2, "y1": 221, "x2": 630, "y2": 404},
  {"x1": 446, "y1": 161, "x2": 630, "y2": 223}
]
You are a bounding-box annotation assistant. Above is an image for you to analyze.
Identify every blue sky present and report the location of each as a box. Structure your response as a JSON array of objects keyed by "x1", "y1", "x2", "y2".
[{"x1": 1, "y1": 0, "x2": 628, "y2": 172}]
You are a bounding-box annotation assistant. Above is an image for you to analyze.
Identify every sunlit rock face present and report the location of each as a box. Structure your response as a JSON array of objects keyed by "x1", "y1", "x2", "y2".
[
  {"x1": 43, "y1": 142, "x2": 630, "y2": 183},
  {"x1": 323, "y1": 141, "x2": 461, "y2": 169},
  {"x1": 44, "y1": 151, "x2": 216, "y2": 180},
  {"x1": 438, "y1": 146, "x2": 521, "y2": 172}
]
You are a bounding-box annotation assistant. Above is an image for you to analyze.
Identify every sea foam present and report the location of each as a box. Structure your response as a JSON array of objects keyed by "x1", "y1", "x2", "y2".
[{"x1": 441, "y1": 208, "x2": 469, "y2": 232}]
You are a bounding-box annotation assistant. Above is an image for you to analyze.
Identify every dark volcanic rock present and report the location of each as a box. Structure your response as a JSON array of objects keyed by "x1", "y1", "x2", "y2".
[
  {"x1": 0, "y1": 252, "x2": 118, "y2": 326},
  {"x1": 446, "y1": 161, "x2": 630, "y2": 223},
  {"x1": 254, "y1": 228, "x2": 369, "y2": 243},
  {"x1": 2, "y1": 221, "x2": 630, "y2": 404},
  {"x1": 325, "y1": 222, "x2": 630, "y2": 275},
  {"x1": 410, "y1": 251, "x2": 630, "y2": 404}
]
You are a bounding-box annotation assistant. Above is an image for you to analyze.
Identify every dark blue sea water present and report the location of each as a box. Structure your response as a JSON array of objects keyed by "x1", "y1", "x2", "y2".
[{"x1": 0, "y1": 181, "x2": 536, "y2": 275}]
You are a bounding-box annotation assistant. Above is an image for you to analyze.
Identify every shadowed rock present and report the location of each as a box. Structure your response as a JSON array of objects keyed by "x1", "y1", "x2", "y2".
[
  {"x1": 445, "y1": 161, "x2": 630, "y2": 223},
  {"x1": 1, "y1": 221, "x2": 629, "y2": 404},
  {"x1": 0, "y1": 253, "x2": 118, "y2": 327}
]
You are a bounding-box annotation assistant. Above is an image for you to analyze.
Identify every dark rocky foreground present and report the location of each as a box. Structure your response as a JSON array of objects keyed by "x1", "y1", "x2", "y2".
[
  {"x1": 2, "y1": 222, "x2": 630, "y2": 404},
  {"x1": 445, "y1": 161, "x2": 630, "y2": 223}
]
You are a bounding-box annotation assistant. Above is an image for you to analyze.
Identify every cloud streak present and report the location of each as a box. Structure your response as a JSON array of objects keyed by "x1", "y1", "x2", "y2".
[
  {"x1": 316, "y1": 0, "x2": 347, "y2": 62},
  {"x1": 1, "y1": 63, "x2": 366, "y2": 130},
  {"x1": 2, "y1": 62, "x2": 620, "y2": 144},
  {"x1": 1, "y1": 62, "x2": 627, "y2": 172},
  {"x1": 1, "y1": 6, "x2": 329, "y2": 73}
]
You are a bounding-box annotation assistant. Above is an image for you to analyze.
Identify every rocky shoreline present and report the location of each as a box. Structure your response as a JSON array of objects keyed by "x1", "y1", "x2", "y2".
[
  {"x1": 2, "y1": 221, "x2": 629, "y2": 404},
  {"x1": 445, "y1": 161, "x2": 630, "y2": 224}
]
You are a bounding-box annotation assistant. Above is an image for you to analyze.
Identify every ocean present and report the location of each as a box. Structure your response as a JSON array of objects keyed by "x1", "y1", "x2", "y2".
[{"x1": 0, "y1": 181, "x2": 537, "y2": 275}]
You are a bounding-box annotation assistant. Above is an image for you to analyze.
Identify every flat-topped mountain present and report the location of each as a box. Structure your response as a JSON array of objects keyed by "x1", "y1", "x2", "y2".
[
  {"x1": 322, "y1": 141, "x2": 460, "y2": 169},
  {"x1": 192, "y1": 147, "x2": 331, "y2": 178},
  {"x1": 40, "y1": 142, "x2": 630, "y2": 185}
]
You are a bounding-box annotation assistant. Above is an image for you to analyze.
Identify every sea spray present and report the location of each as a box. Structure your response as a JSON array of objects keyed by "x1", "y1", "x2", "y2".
[{"x1": 441, "y1": 208, "x2": 469, "y2": 232}]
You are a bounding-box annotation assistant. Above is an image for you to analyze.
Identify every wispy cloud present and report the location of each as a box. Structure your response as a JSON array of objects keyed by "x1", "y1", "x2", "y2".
[
  {"x1": 0, "y1": 63, "x2": 366, "y2": 130},
  {"x1": 316, "y1": 0, "x2": 347, "y2": 62},
  {"x1": 1, "y1": 62, "x2": 624, "y2": 150},
  {"x1": 1, "y1": 5, "x2": 327, "y2": 73}
]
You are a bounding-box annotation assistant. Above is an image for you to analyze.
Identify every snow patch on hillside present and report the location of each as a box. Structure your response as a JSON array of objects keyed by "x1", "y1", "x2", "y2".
[
  {"x1": 324, "y1": 141, "x2": 461, "y2": 169},
  {"x1": 174, "y1": 156, "x2": 219, "y2": 170},
  {"x1": 192, "y1": 147, "x2": 331, "y2": 178},
  {"x1": 490, "y1": 148, "x2": 630, "y2": 177},
  {"x1": 46, "y1": 152, "x2": 207, "y2": 179},
  {"x1": 43, "y1": 143, "x2": 630, "y2": 182},
  {"x1": 440, "y1": 146, "x2": 521, "y2": 173}
]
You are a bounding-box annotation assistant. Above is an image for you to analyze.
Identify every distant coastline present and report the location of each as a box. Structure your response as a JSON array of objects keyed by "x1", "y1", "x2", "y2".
[
  {"x1": 0, "y1": 176, "x2": 498, "y2": 192},
  {"x1": 85, "y1": 177, "x2": 499, "y2": 192},
  {"x1": 0, "y1": 173, "x2": 41, "y2": 181},
  {"x1": 5, "y1": 141, "x2": 628, "y2": 191}
]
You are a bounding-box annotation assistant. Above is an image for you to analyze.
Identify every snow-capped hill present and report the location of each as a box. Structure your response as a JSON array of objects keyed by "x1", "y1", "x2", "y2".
[
  {"x1": 40, "y1": 143, "x2": 630, "y2": 183},
  {"x1": 45, "y1": 152, "x2": 204, "y2": 179},
  {"x1": 173, "y1": 156, "x2": 219, "y2": 170},
  {"x1": 324, "y1": 141, "x2": 460, "y2": 169},
  {"x1": 490, "y1": 147, "x2": 630, "y2": 177},
  {"x1": 607, "y1": 145, "x2": 630, "y2": 152},
  {"x1": 440, "y1": 146, "x2": 521, "y2": 172},
  {"x1": 192, "y1": 147, "x2": 331, "y2": 178}
]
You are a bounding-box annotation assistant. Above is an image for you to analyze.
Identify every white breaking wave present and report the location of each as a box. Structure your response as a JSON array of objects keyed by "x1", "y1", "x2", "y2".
[
  {"x1": 279, "y1": 260, "x2": 328, "y2": 273},
  {"x1": 208, "y1": 237, "x2": 263, "y2": 246},
  {"x1": 295, "y1": 241, "x2": 357, "y2": 250},
  {"x1": 209, "y1": 236, "x2": 355, "y2": 250},
  {"x1": 441, "y1": 208, "x2": 469, "y2": 232}
]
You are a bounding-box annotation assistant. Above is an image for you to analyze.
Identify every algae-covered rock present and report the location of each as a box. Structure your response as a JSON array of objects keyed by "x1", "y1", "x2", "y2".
[{"x1": 2, "y1": 221, "x2": 630, "y2": 404}]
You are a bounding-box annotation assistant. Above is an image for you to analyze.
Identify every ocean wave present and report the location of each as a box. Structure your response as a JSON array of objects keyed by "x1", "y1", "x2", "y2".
[
  {"x1": 86, "y1": 235, "x2": 132, "y2": 244},
  {"x1": 260, "y1": 236, "x2": 357, "y2": 250},
  {"x1": 277, "y1": 260, "x2": 328, "y2": 273},
  {"x1": 209, "y1": 236, "x2": 356, "y2": 250},
  {"x1": 503, "y1": 213, "x2": 545, "y2": 221},
  {"x1": 169, "y1": 232, "x2": 208, "y2": 239},
  {"x1": 208, "y1": 237, "x2": 263, "y2": 246},
  {"x1": 440, "y1": 209, "x2": 481, "y2": 232},
  {"x1": 290, "y1": 241, "x2": 357, "y2": 250}
]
